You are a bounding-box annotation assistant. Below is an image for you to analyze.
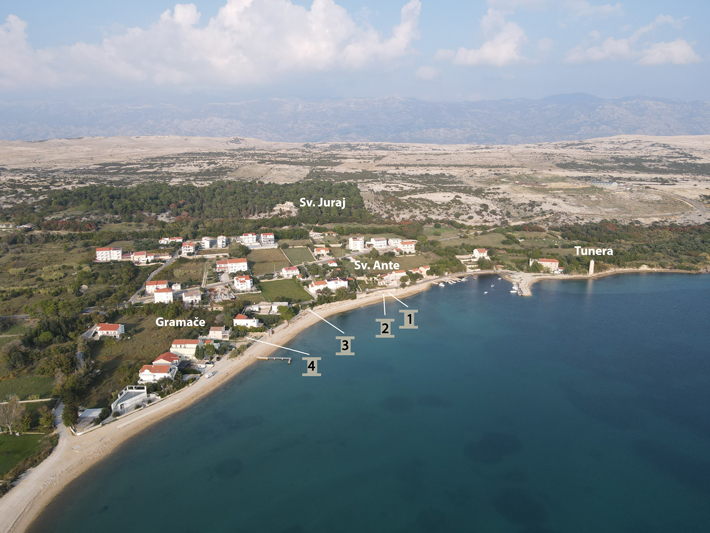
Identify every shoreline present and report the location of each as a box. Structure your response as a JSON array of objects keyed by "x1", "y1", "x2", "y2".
[
  {"x1": 1, "y1": 282, "x2": 434, "y2": 533},
  {"x1": 3, "y1": 267, "x2": 705, "y2": 532}
]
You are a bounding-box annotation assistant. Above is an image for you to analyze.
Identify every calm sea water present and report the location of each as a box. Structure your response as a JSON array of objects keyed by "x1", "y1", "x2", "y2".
[{"x1": 30, "y1": 274, "x2": 710, "y2": 533}]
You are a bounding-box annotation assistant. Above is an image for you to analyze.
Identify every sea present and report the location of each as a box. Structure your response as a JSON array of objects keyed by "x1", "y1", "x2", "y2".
[{"x1": 29, "y1": 274, "x2": 710, "y2": 533}]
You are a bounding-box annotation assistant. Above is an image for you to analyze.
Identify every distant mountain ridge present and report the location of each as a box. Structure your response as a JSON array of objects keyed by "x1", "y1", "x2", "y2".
[{"x1": 1, "y1": 95, "x2": 709, "y2": 144}]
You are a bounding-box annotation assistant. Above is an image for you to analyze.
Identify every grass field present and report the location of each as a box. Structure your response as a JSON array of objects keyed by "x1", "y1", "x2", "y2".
[
  {"x1": 259, "y1": 279, "x2": 312, "y2": 302},
  {"x1": 330, "y1": 247, "x2": 348, "y2": 258},
  {"x1": 283, "y1": 247, "x2": 314, "y2": 265},
  {"x1": 0, "y1": 376, "x2": 55, "y2": 401},
  {"x1": 160, "y1": 257, "x2": 206, "y2": 285},
  {"x1": 83, "y1": 315, "x2": 199, "y2": 407},
  {"x1": 236, "y1": 292, "x2": 265, "y2": 304},
  {"x1": 424, "y1": 226, "x2": 460, "y2": 239},
  {"x1": 0, "y1": 434, "x2": 46, "y2": 477},
  {"x1": 249, "y1": 249, "x2": 290, "y2": 276}
]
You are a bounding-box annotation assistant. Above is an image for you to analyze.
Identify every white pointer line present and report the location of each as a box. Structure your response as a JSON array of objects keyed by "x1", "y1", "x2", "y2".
[
  {"x1": 383, "y1": 294, "x2": 386, "y2": 315},
  {"x1": 246, "y1": 337, "x2": 310, "y2": 355},
  {"x1": 309, "y1": 309, "x2": 345, "y2": 334},
  {"x1": 387, "y1": 292, "x2": 409, "y2": 308}
]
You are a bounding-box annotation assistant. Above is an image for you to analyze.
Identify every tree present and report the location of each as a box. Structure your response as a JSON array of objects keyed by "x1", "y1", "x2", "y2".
[
  {"x1": 18, "y1": 412, "x2": 33, "y2": 433},
  {"x1": 0, "y1": 395, "x2": 26, "y2": 433},
  {"x1": 38, "y1": 405, "x2": 55, "y2": 431},
  {"x1": 204, "y1": 344, "x2": 216, "y2": 358},
  {"x1": 229, "y1": 243, "x2": 251, "y2": 258},
  {"x1": 62, "y1": 401, "x2": 79, "y2": 429},
  {"x1": 1, "y1": 340, "x2": 30, "y2": 372},
  {"x1": 195, "y1": 346, "x2": 205, "y2": 360}
]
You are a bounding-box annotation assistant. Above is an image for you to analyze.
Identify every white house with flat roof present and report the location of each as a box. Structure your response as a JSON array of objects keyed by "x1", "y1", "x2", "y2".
[
  {"x1": 201, "y1": 237, "x2": 212, "y2": 249},
  {"x1": 95, "y1": 247, "x2": 122, "y2": 262},
  {"x1": 217, "y1": 235, "x2": 227, "y2": 249},
  {"x1": 368, "y1": 237, "x2": 388, "y2": 249},
  {"x1": 388, "y1": 238, "x2": 402, "y2": 248},
  {"x1": 348, "y1": 237, "x2": 365, "y2": 252},
  {"x1": 111, "y1": 385, "x2": 147, "y2": 414},
  {"x1": 208, "y1": 326, "x2": 231, "y2": 341}
]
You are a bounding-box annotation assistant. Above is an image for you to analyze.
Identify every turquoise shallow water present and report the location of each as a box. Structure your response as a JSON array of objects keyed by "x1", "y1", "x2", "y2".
[{"x1": 30, "y1": 274, "x2": 710, "y2": 533}]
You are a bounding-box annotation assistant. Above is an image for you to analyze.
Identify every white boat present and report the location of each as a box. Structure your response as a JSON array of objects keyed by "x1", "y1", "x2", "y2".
[
  {"x1": 491, "y1": 284, "x2": 494, "y2": 287},
  {"x1": 510, "y1": 290, "x2": 517, "y2": 293},
  {"x1": 439, "y1": 282, "x2": 445, "y2": 287},
  {"x1": 484, "y1": 291, "x2": 488, "y2": 294}
]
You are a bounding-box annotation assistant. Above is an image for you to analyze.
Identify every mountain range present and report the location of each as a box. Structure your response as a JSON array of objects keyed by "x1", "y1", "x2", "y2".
[{"x1": 1, "y1": 94, "x2": 709, "y2": 144}]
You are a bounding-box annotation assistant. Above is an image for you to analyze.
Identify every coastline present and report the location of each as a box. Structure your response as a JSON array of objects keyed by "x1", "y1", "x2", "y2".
[
  {"x1": 0, "y1": 281, "x2": 433, "y2": 533},
  {"x1": 3, "y1": 267, "x2": 706, "y2": 533}
]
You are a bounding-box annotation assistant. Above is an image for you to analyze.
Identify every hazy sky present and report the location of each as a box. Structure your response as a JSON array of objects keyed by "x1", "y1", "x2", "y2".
[{"x1": 0, "y1": 0, "x2": 706, "y2": 102}]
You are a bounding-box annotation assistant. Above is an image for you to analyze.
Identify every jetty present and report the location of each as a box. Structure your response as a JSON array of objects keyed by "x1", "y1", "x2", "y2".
[{"x1": 256, "y1": 356, "x2": 292, "y2": 364}]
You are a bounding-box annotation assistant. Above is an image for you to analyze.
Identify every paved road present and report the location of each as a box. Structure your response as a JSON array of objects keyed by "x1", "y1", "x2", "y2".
[{"x1": 128, "y1": 250, "x2": 180, "y2": 304}]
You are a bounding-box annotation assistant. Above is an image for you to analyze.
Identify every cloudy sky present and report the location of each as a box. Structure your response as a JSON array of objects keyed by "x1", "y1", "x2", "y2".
[{"x1": 0, "y1": 0, "x2": 706, "y2": 102}]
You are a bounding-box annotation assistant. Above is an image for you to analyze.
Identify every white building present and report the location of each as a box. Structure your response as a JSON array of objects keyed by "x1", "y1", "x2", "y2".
[
  {"x1": 216, "y1": 258, "x2": 248, "y2": 273},
  {"x1": 95, "y1": 247, "x2": 122, "y2": 262},
  {"x1": 348, "y1": 237, "x2": 365, "y2": 252},
  {"x1": 398, "y1": 240, "x2": 417, "y2": 254},
  {"x1": 170, "y1": 339, "x2": 202, "y2": 359},
  {"x1": 96, "y1": 323, "x2": 125, "y2": 339},
  {"x1": 241, "y1": 233, "x2": 258, "y2": 245},
  {"x1": 208, "y1": 326, "x2": 230, "y2": 341},
  {"x1": 368, "y1": 237, "x2": 388, "y2": 249},
  {"x1": 281, "y1": 266, "x2": 300, "y2": 279},
  {"x1": 201, "y1": 237, "x2": 212, "y2": 250},
  {"x1": 111, "y1": 385, "x2": 147, "y2": 414},
  {"x1": 472, "y1": 248, "x2": 489, "y2": 261},
  {"x1": 415, "y1": 265, "x2": 431, "y2": 276},
  {"x1": 145, "y1": 280, "x2": 169, "y2": 294},
  {"x1": 159, "y1": 237, "x2": 170, "y2": 245},
  {"x1": 181, "y1": 242, "x2": 195, "y2": 256},
  {"x1": 153, "y1": 352, "x2": 180, "y2": 366},
  {"x1": 309, "y1": 230, "x2": 323, "y2": 240},
  {"x1": 313, "y1": 247, "x2": 330, "y2": 258},
  {"x1": 529, "y1": 258, "x2": 562, "y2": 273},
  {"x1": 260, "y1": 233, "x2": 275, "y2": 245},
  {"x1": 154, "y1": 288, "x2": 174, "y2": 304},
  {"x1": 233, "y1": 314, "x2": 262, "y2": 328},
  {"x1": 139, "y1": 364, "x2": 177, "y2": 383},
  {"x1": 131, "y1": 251, "x2": 155, "y2": 264},
  {"x1": 172, "y1": 283, "x2": 182, "y2": 291},
  {"x1": 217, "y1": 235, "x2": 228, "y2": 249},
  {"x1": 182, "y1": 289, "x2": 201, "y2": 305},
  {"x1": 388, "y1": 238, "x2": 402, "y2": 248},
  {"x1": 234, "y1": 275, "x2": 254, "y2": 291},
  {"x1": 327, "y1": 278, "x2": 348, "y2": 291},
  {"x1": 308, "y1": 280, "x2": 328, "y2": 295},
  {"x1": 169, "y1": 237, "x2": 183, "y2": 244},
  {"x1": 327, "y1": 260, "x2": 338, "y2": 268}
]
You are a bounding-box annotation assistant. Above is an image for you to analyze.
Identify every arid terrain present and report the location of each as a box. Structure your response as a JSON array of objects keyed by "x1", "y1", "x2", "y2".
[{"x1": 2, "y1": 134, "x2": 709, "y2": 225}]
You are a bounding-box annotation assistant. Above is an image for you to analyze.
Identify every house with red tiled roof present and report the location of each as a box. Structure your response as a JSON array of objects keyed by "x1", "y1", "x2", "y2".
[
  {"x1": 139, "y1": 364, "x2": 177, "y2": 383},
  {"x1": 153, "y1": 352, "x2": 180, "y2": 366},
  {"x1": 96, "y1": 323, "x2": 124, "y2": 339}
]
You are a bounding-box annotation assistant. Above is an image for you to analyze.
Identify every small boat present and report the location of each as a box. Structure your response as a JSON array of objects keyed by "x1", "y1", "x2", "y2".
[
  {"x1": 439, "y1": 283, "x2": 445, "y2": 287},
  {"x1": 510, "y1": 290, "x2": 517, "y2": 293},
  {"x1": 484, "y1": 291, "x2": 488, "y2": 294},
  {"x1": 491, "y1": 284, "x2": 494, "y2": 287}
]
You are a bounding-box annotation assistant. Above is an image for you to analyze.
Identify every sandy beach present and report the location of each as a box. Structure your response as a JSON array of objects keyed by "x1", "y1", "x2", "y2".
[{"x1": 0, "y1": 281, "x2": 434, "y2": 533}]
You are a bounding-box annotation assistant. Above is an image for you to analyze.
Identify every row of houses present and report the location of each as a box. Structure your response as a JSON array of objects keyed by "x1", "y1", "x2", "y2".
[{"x1": 347, "y1": 237, "x2": 417, "y2": 254}]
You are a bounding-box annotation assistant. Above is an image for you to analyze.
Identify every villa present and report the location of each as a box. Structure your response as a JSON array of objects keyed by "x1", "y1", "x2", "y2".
[
  {"x1": 368, "y1": 237, "x2": 388, "y2": 249},
  {"x1": 472, "y1": 249, "x2": 489, "y2": 261},
  {"x1": 208, "y1": 326, "x2": 231, "y2": 341},
  {"x1": 233, "y1": 314, "x2": 262, "y2": 328},
  {"x1": 398, "y1": 240, "x2": 417, "y2": 254},
  {"x1": 138, "y1": 364, "x2": 177, "y2": 383},
  {"x1": 348, "y1": 237, "x2": 365, "y2": 252},
  {"x1": 216, "y1": 258, "x2": 248, "y2": 273},
  {"x1": 201, "y1": 236, "x2": 212, "y2": 249},
  {"x1": 182, "y1": 289, "x2": 201, "y2": 305},
  {"x1": 181, "y1": 242, "x2": 195, "y2": 255},
  {"x1": 281, "y1": 266, "x2": 300, "y2": 279},
  {"x1": 171, "y1": 339, "x2": 203, "y2": 359},
  {"x1": 95, "y1": 247, "x2": 122, "y2": 262},
  {"x1": 153, "y1": 352, "x2": 180, "y2": 366},
  {"x1": 260, "y1": 233, "x2": 275, "y2": 245},
  {"x1": 96, "y1": 323, "x2": 125, "y2": 339},
  {"x1": 313, "y1": 247, "x2": 330, "y2": 257},
  {"x1": 241, "y1": 233, "x2": 258, "y2": 245},
  {"x1": 111, "y1": 385, "x2": 147, "y2": 414}
]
